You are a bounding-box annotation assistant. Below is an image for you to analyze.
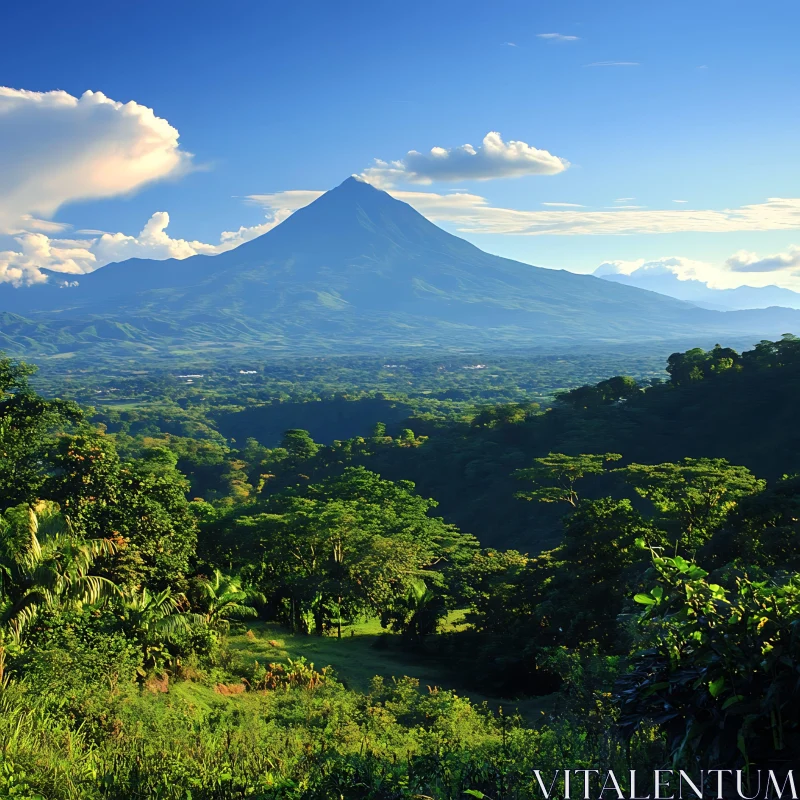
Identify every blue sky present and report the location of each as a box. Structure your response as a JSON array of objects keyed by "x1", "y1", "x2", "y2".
[{"x1": 2, "y1": 0, "x2": 800, "y2": 289}]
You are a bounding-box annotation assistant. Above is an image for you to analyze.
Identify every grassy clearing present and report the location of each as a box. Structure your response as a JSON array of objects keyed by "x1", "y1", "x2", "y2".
[{"x1": 226, "y1": 614, "x2": 555, "y2": 721}]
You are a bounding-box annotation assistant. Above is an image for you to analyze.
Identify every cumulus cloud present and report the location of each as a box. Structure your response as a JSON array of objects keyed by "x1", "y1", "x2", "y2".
[
  {"x1": 0, "y1": 234, "x2": 93, "y2": 286},
  {"x1": 0, "y1": 206, "x2": 297, "y2": 286},
  {"x1": 595, "y1": 256, "x2": 714, "y2": 282},
  {"x1": 726, "y1": 246, "x2": 800, "y2": 273},
  {"x1": 0, "y1": 86, "x2": 192, "y2": 233},
  {"x1": 537, "y1": 33, "x2": 580, "y2": 42},
  {"x1": 359, "y1": 132, "x2": 569, "y2": 187}
]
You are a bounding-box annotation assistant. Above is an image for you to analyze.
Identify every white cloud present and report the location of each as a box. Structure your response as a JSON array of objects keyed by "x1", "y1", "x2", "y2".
[
  {"x1": 673, "y1": 199, "x2": 688, "y2": 203},
  {"x1": 587, "y1": 61, "x2": 639, "y2": 67},
  {"x1": 726, "y1": 245, "x2": 800, "y2": 273},
  {"x1": 359, "y1": 131, "x2": 569, "y2": 187},
  {"x1": 0, "y1": 86, "x2": 192, "y2": 233},
  {"x1": 247, "y1": 188, "x2": 800, "y2": 239},
  {"x1": 537, "y1": 33, "x2": 580, "y2": 42},
  {"x1": 0, "y1": 233, "x2": 93, "y2": 286},
  {"x1": 502, "y1": 42, "x2": 518, "y2": 47},
  {"x1": 597, "y1": 249, "x2": 800, "y2": 292},
  {"x1": 541, "y1": 202, "x2": 585, "y2": 208},
  {"x1": 0, "y1": 206, "x2": 297, "y2": 286},
  {"x1": 615, "y1": 197, "x2": 636, "y2": 202},
  {"x1": 398, "y1": 194, "x2": 800, "y2": 237},
  {"x1": 596, "y1": 256, "x2": 713, "y2": 282}
]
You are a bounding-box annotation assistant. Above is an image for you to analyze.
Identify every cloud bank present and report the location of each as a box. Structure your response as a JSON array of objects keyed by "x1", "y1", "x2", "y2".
[
  {"x1": 360, "y1": 132, "x2": 569, "y2": 187},
  {"x1": 596, "y1": 249, "x2": 800, "y2": 292},
  {"x1": 0, "y1": 86, "x2": 192, "y2": 234}
]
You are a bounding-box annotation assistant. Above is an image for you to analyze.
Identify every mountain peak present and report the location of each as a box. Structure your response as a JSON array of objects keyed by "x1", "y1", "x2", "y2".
[{"x1": 329, "y1": 174, "x2": 381, "y2": 195}]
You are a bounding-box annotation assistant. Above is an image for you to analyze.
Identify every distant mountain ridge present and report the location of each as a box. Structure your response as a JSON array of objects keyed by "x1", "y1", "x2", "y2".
[
  {"x1": 2, "y1": 177, "x2": 800, "y2": 357},
  {"x1": 595, "y1": 264, "x2": 800, "y2": 311}
]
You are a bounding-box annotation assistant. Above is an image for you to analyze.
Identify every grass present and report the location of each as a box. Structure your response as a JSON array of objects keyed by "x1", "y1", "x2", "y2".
[{"x1": 226, "y1": 613, "x2": 555, "y2": 721}]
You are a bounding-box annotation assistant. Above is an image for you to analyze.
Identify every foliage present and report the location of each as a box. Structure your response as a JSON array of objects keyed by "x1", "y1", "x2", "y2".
[
  {"x1": 193, "y1": 569, "x2": 263, "y2": 632},
  {"x1": 557, "y1": 375, "x2": 640, "y2": 409},
  {"x1": 514, "y1": 452, "x2": 622, "y2": 506},
  {"x1": 618, "y1": 554, "x2": 800, "y2": 767},
  {"x1": 116, "y1": 587, "x2": 201, "y2": 673},
  {"x1": 3, "y1": 339, "x2": 800, "y2": 791},
  {"x1": 617, "y1": 457, "x2": 765, "y2": 552},
  {"x1": 0, "y1": 503, "x2": 117, "y2": 641},
  {"x1": 0, "y1": 358, "x2": 81, "y2": 508}
]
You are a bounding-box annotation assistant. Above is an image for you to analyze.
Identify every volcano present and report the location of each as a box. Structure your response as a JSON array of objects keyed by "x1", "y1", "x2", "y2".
[{"x1": 3, "y1": 176, "x2": 800, "y2": 355}]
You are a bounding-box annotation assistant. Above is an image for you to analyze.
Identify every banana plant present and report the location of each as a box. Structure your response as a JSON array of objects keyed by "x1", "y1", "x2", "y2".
[
  {"x1": 0, "y1": 502, "x2": 118, "y2": 642},
  {"x1": 195, "y1": 569, "x2": 264, "y2": 633},
  {"x1": 117, "y1": 586, "x2": 202, "y2": 672}
]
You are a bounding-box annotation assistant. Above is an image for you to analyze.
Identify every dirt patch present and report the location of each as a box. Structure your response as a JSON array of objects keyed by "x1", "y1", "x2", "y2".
[
  {"x1": 145, "y1": 673, "x2": 169, "y2": 693},
  {"x1": 215, "y1": 682, "x2": 247, "y2": 696}
]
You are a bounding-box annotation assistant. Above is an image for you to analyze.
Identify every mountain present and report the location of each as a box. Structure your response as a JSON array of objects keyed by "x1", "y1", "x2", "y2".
[
  {"x1": 596, "y1": 265, "x2": 800, "y2": 311},
  {"x1": 2, "y1": 176, "x2": 800, "y2": 357}
]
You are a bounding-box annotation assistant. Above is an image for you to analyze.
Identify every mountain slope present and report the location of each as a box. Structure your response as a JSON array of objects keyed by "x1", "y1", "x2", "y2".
[{"x1": 2, "y1": 177, "x2": 800, "y2": 355}]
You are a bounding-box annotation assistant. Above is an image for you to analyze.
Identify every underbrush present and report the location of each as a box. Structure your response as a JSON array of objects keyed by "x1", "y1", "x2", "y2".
[{"x1": 0, "y1": 667, "x2": 663, "y2": 800}]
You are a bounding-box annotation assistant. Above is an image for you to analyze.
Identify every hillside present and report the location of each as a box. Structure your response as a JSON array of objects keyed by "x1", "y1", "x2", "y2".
[{"x1": 210, "y1": 337, "x2": 800, "y2": 554}]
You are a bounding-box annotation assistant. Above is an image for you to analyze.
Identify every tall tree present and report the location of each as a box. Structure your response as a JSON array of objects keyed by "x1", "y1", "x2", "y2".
[
  {"x1": 514, "y1": 452, "x2": 622, "y2": 507},
  {"x1": 617, "y1": 458, "x2": 764, "y2": 552}
]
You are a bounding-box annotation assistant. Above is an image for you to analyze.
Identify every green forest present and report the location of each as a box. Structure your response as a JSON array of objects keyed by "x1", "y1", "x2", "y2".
[{"x1": 2, "y1": 335, "x2": 800, "y2": 798}]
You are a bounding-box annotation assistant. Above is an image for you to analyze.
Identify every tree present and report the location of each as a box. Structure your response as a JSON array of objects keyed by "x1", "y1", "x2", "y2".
[
  {"x1": 0, "y1": 503, "x2": 117, "y2": 641},
  {"x1": 740, "y1": 333, "x2": 800, "y2": 370},
  {"x1": 48, "y1": 434, "x2": 199, "y2": 589},
  {"x1": 617, "y1": 458, "x2": 765, "y2": 552},
  {"x1": 557, "y1": 376, "x2": 639, "y2": 409},
  {"x1": 117, "y1": 586, "x2": 198, "y2": 672},
  {"x1": 710, "y1": 473, "x2": 800, "y2": 572},
  {"x1": 397, "y1": 428, "x2": 417, "y2": 446},
  {"x1": 245, "y1": 497, "x2": 425, "y2": 635},
  {"x1": 665, "y1": 344, "x2": 740, "y2": 386},
  {"x1": 536, "y1": 498, "x2": 661, "y2": 647},
  {"x1": 470, "y1": 403, "x2": 539, "y2": 427},
  {"x1": 241, "y1": 468, "x2": 475, "y2": 635},
  {"x1": 195, "y1": 569, "x2": 263, "y2": 632},
  {"x1": 514, "y1": 452, "x2": 622, "y2": 507},
  {"x1": 0, "y1": 357, "x2": 81, "y2": 507},
  {"x1": 383, "y1": 578, "x2": 445, "y2": 646},
  {"x1": 280, "y1": 429, "x2": 319, "y2": 460}
]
